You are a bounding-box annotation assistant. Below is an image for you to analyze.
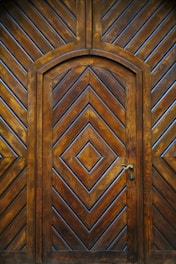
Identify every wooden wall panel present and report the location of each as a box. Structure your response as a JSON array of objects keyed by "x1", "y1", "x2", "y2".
[
  {"x1": 99, "y1": 1, "x2": 176, "y2": 261},
  {"x1": 1, "y1": 12, "x2": 28, "y2": 251},
  {"x1": 1, "y1": 0, "x2": 77, "y2": 57},
  {"x1": 0, "y1": 1, "x2": 82, "y2": 263},
  {"x1": 0, "y1": 0, "x2": 175, "y2": 263}
]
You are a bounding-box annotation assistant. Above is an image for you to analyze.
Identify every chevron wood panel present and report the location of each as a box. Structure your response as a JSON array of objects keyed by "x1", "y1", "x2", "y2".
[
  {"x1": 0, "y1": 1, "x2": 28, "y2": 245},
  {"x1": 0, "y1": 85, "x2": 27, "y2": 251},
  {"x1": 1, "y1": 5, "x2": 28, "y2": 246}
]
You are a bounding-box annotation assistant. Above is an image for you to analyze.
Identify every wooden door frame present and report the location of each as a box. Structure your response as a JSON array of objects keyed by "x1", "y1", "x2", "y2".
[{"x1": 28, "y1": 43, "x2": 151, "y2": 264}]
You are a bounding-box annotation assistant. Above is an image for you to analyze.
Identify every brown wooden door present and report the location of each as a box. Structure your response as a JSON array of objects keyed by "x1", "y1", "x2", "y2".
[
  {"x1": 41, "y1": 56, "x2": 139, "y2": 264},
  {"x1": 1, "y1": 1, "x2": 175, "y2": 264}
]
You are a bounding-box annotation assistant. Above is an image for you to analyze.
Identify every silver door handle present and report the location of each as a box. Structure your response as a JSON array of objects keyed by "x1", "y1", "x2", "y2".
[
  {"x1": 121, "y1": 164, "x2": 134, "y2": 170},
  {"x1": 121, "y1": 164, "x2": 134, "y2": 180}
]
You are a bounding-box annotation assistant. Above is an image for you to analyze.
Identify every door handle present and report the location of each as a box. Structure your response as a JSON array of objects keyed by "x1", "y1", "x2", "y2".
[
  {"x1": 121, "y1": 164, "x2": 134, "y2": 170},
  {"x1": 121, "y1": 164, "x2": 134, "y2": 180}
]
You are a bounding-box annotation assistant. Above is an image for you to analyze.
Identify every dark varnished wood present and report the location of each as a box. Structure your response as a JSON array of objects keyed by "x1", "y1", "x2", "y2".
[{"x1": 0, "y1": 0, "x2": 175, "y2": 263}]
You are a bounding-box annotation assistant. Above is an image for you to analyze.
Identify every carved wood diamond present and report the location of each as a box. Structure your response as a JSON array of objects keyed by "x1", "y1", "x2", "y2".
[
  {"x1": 77, "y1": 142, "x2": 102, "y2": 172},
  {"x1": 61, "y1": 123, "x2": 117, "y2": 190}
]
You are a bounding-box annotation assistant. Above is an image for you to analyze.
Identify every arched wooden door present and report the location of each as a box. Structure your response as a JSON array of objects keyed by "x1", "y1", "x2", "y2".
[
  {"x1": 2, "y1": 1, "x2": 175, "y2": 264},
  {"x1": 41, "y1": 55, "x2": 141, "y2": 264}
]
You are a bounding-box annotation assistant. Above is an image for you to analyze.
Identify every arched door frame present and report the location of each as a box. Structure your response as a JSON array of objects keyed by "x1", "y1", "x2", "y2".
[{"x1": 28, "y1": 43, "x2": 151, "y2": 264}]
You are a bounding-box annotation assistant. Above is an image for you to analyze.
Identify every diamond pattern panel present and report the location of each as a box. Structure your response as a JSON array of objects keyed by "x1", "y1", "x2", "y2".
[
  {"x1": 51, "y1": 65, "x2": 127, "y2": 250},
  {"x1": 76, "y1": 141, "x2": 102, "y2": 172},
  {"x1": 61, "y1": 121, "x2": 117, "y2": 190}
]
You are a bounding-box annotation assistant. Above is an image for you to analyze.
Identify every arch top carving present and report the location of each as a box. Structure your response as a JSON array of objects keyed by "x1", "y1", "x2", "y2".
[{"x1": 29, "y1": 42, "x2": 150, "y2": 76}]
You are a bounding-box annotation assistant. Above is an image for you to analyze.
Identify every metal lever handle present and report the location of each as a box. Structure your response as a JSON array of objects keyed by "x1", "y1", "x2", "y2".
[
  {"x1": 121, "y1": 164, "x2": 134, "y2": 170},
  {"x1": 121, "y1": 164, "x2": 134, "y2": 180}
]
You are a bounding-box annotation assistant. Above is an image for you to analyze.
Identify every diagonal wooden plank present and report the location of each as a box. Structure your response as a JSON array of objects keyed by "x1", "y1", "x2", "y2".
[
  {"x1": 0, "y1": 119, "x2": 26, "y2": 157},
  {"x1": 92, "y1": 207, "x2": 127, "y2": 250},
  {"x1": 153, "y1": 226, "x2": 173, "y2": 250},
  {"x1": 47, "y1": 0, "x2": 76, "y2": 35},
  {"x1": 108, "y1": 225, "x2": 127, "y2": 250},
  {"x1": 0, "y1": 10, "x2": 42, "y2": 61},
  {"x1": 52, "y1": 225, "x2": 72, "y2": 251},
  {"x1": 151, "y1": 45, "x2": 175, "y2": 88},
  {"x1": 0, "y1": 137, "x2": 17, "y2": 158},
  {"x1": 1, "y1": 24, "x2": 33, "y2": 69},
  {"x1": 29, "y1": 0, "x2": 76, "y2": 43},
  {"x1": 53, "y1": 88, "x2": 89, "y2": 144},
  {"x1": 137, "y1": 10, "x2": 175, "y2": 60},
  {"x1": 0, "y1": 188, "x2": 27, "y2": 236},
  {"x1": 62, "y1": 0, "x2": 76, "y2": 16},
  {"x1": 152, "y1": 164, "x2": 176, "y2": 209},
  {"x1": 1, "y1": 84, "x2": 27, "y2": 127},
  {"x1": 152, "y1": 102, "x2": 176, "y2": 144},
  {"x1": 153, "y1": 187, "x2": 176, "y2": 230},
  {"x1": 53, "y1": 68, "x2": 89, "y2": 124},
  {"x1": 52, "y1": 67, "x2": 86, "y2": 108},
  {"x1": 152, "y1": 86, "x2": 175, "y2": 126},
  {"x1": 0, "y1": 207, "x2": 26, "y2": 250},
  {"x1": 53, "y1": 107, "x2": 89, "y2": 156},
  {"x1": 1, "y1": 44, "x2": 27, "y2": 87},
  {"x1": 52, "y1": 184, "x2": 127, "y2": 250},
  {"x1": 52, "y1": 226, "x2": 74, "y2": 251},
  {"x1": 90, "y1": 108, "x2": 126, "y2": 156},
  {"x1": 153, "y1": 206, "x2": 176, "y2": 249},
  {"x1": 146, "y1": 29, "x2": 175, "y2": 70},
  {"x1": 52, "y1": 207, "x2": 87, "y2": 251},
  {"x1": 163, "y1": 157, "x2": 176, "y2": 175},
  {"x1": 126, "y1": 1, "x2": 175, "y2": 54},
  {"x1": 102, "y1": 0, "x2": 132, "y2": 40},
  {"x1": 0, "y1": 64, "x2": 27, "y2": 107},
  {"x1": 0, "y1": 100, "x2": 27, "y2": 145},
  {"x1": 14, "y1": 0, "x2": 64, "y2": 49},
  {"x1": 3, "y1": 0, "x2": 53, "y2": 54},
  {"x1": 152, "y1": 122, "x2": 175, "y2": 158},
  {"x1": 151, "y1": 64, "x2": 175, "y2": 108},
  {"x1": 88, "y1": 191, "x2": 126, "y2": 236},
  {"x1": 0, "y1": 158, "x2": 16, "y2": 178},
  {"x1": 52, "y1": 188, "x2": 89, "y2": 248},
  {"x1": 53, "y1": 169, "x2": 126, "y2": 230},
  {"x1": 6, "y1": 225, "x2": 26, "y2": 251},
  {"x1": 0, "y1": 169, "x2": 27, "y2": 215},
  {"x1": 0, "y1": 159, "x2": 26, "y2": 196},
  {"x1": 89, "y1": 88, "x2": 125, "y2": 143},
  {"x1": 90, "y1": 68, "x2": 126, "y2": 124},
  {"x1": 114, "y1": 0, "x2": 161, "y2": 48}
]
